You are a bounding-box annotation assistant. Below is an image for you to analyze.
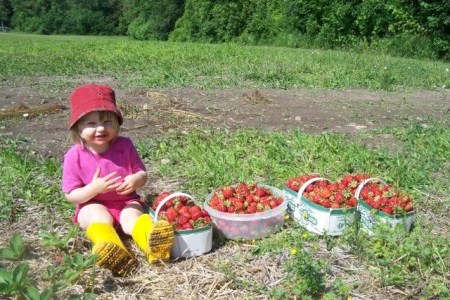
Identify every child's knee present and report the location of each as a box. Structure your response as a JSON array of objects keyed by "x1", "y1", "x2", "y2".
[{"x1": 78, "y1": 203, "x2": 114, "y2": 229}]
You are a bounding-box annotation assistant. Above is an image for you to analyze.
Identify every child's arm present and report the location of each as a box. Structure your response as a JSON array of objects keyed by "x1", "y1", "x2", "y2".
[
  {"x1": 115, "y1": 170, "x2": 148, "y2": 196},
  {"x1": 65, "y1": 168, "x2": 122, "y2": 204}
]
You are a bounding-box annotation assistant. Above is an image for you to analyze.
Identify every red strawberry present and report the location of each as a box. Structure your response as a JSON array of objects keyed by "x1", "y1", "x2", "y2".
[
  {"x1": 381, "y1": 206, "x2": 393, "y2": 214},
  {"x1": 246, "y1": 206, "x2": 257, "y2": 214},
  {"x1": 321, "y1": 199, "x2": 331, "y2": 208},
  {"x1": 152, "y1": 191, "x2": 171, "y2": 210},
  {"x1": 320, "y1": 188, "x2": 332, "y2": 199},
  {"x1": 177, "y1": 215, "x2": 190, "y2": 226},
  {"x1": 255, "y1": 188, "x2": 268, "y2": 197},
  {"x1": 330, "y1": 202, "x2": 340, "y2": 208},
  {"x1": 165, "y1": 207, "x2": 179, "y2": 223},
  {"x1": 181, "y1": 222, "x2": 194, "y2": 230},
  {"x1": 404, "y1": 203, "x2": 414, "y2": 212},
  {"x1": 221, "y1": 186, "x2": 235, "y2": 199},
  {"x1": 227, "y1": 205, "x2": 236, "y2": 213},
  {"x1": 189, "y1": 205, "x2": 202, "y2": 214},
  {"x1": 178, "y1": 206, "x2": 190, "y2": 215},
  {"x1": 333, "y1": 192, "x2": 345, "y2": 203},
  {"x1": 191, "y1": 210, "x2": 203, "y2": 221}
]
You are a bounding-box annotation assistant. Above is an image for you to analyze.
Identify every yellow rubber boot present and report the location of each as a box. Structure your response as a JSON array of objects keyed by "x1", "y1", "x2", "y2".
[
  {"x1": 86, "y1": 223, "x2": 138, "y2": 277},
  {"x1": 131, "y1": 214, "x2": 174, "y2": 263}
]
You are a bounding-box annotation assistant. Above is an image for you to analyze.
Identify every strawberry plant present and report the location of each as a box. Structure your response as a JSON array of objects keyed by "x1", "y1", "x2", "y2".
[{"x1": 0, "y1": 232, "x2": 25, "y2": 261}]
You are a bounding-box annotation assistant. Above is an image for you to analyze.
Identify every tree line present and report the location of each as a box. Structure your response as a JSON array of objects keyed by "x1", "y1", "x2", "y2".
[{"x1": 0, "y1": 0, "x2": 448, "y2": 60}]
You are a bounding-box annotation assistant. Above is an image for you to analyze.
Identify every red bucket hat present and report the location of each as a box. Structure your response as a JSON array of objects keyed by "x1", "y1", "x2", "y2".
[{"x1": 69, "y1": 84, "x2": 123, "y2": 129}]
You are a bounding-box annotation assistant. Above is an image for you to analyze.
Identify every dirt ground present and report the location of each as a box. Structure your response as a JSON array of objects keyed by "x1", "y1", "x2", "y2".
[
  {"x1": 0, "y1": 78, "x2": 449, "y2": 299},
  {"x1": 1, "y1": 78, "x2": 449, "y2": 160}
]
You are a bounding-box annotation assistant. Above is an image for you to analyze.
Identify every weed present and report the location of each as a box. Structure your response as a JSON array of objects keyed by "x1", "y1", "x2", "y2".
[
  {"x1": 0, "y1": 232, "x2": 25, "y2": 261},
  {"x1": 0, "y1": 232, "x2": 96, "y2": 299},
  {"x1": 40, "y1": 226, "x2": 79, "y2": 251}
]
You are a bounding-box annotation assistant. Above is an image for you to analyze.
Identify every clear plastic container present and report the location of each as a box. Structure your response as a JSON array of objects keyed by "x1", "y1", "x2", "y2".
[{"x1": 204, "y1": 185, "x2": 287, "y2": 240}]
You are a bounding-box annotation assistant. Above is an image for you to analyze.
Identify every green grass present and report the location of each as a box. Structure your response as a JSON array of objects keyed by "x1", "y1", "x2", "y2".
[
  {"x1": 1, "y1": 118, "x2": 448, "y2": 298},
  {"x1": 0, "y1": 33, "x2": 449, "y2": 91},
  {"x1": 136, "y1": 121, "x2": 449, "y2": 199},
  {"x1": 0, "y1": 137, "x2": 71, "y2": 221}
]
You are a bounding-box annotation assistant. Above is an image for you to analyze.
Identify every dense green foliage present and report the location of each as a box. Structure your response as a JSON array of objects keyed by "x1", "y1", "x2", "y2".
[
  {"x1": 126, "y1": 0, "x2": 185, "y2": 40},
  {"x1": 0, "y1": 0, "x2": 448, "y2": 60},
  {"x1": 171, "y1": 0, "x2": 449, "y2": 60}
]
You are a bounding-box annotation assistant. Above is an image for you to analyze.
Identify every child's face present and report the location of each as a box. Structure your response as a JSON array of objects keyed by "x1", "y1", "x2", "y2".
[{"x1": 77, "y1": 111, "x2": 119, "y2": 151}]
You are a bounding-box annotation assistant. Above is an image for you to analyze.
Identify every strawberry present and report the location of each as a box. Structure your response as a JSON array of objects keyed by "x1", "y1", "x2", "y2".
[
  {"x1": 189, "y1": 205, "x2": 202, "y2": 214},
  {"x1": 321, "y1": 199, "x2": 331, "y2": 208},
  {"x1": 404, "y1": 202, "x2": 414, "y2": 212},
  {"x1": 381, "y1": 206, "x2": 394, "y2": 214},
  {"x1": 221, "y1": 186, "x2": 235, "y2": 199},
  {"x1": 246, "y1": 206, "x2": 257, "y2": 214},
  {"x1": 178, "y1": 205, "x2": 190, "y2": 215},
  {"x1": 165, "y1": 207, "x2": 179, "y2": 222},
  {"x1": 191, "y1": 210, "x2": 203, "y2": 221},
  {"x1": 320, "y1": 188, "x2": 332, "y2": 199},
  {"x1": 177, "y1": 215, "x2": 190, "y2": 226},
  {"x1": 152, "y1": 191, "x2": 171, "y2": 210},
  {"x1": 181, "y1": 222, "x2": 194, "y2": 230},
  {"x1": 255, "y1": 188, "x2": 268, "y2": 197}
]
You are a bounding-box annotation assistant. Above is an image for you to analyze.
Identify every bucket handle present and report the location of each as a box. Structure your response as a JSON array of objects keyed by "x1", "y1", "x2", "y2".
[
  {"x1": 354, "y1": 177, "x2": 387, "y2": 200},
  {"x1": 153, "y1": 192, "x2": 196, "y2": 222},
  {"x1": 295, "y1": 177, "x2": 331, "y2": 207}
]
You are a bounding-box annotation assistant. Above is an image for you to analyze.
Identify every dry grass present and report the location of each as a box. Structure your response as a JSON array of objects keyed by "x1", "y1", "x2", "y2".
[{"x1": 1, "y1": 202, "x2": 421, "y2": 300}]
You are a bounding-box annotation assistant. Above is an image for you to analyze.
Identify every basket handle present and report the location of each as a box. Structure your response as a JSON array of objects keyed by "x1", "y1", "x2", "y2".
[
  {"x1": 153, "y1": 192, "x2": 195, "y2": 222},
  {"x1": 354, "y1": 177, "x2": 387, "y2": 200},
  {"x1": 296, "y1": 177, "x2": 331, "y2": 205}
]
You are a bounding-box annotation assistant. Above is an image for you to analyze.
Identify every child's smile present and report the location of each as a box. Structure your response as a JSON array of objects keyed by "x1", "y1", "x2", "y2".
[{"x1": 78, "y1": 112, "x2": 118, "y2": 153}]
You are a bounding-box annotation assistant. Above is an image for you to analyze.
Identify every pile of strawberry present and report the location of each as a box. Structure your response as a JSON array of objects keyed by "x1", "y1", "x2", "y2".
[
  {"x1": 208, "y1": 182, "x2": 284, "y2": 214},
  {"x1": 285, "y1": 173, "x2": 371, "y2": 209},
  {"x1": 285, "y1": 173, "x2": 321, "y2": 192},
  {"x1": 358, "y1": 181, "x2": 414, "y2": 215},
  {"x1": 151, "y1": 192, "x2": 212, "y2": 231}
]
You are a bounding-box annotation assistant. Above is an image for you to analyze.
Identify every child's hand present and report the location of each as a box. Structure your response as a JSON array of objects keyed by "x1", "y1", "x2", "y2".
[
  {"x1": 90, "y1": 168, "x2": 122, "y2": 194},
  {"x1": 115, "y1": 174, "x2": 139, "y2": 195},
  {"x1": 116, "y1": 171, "x2": 147, "y2": 195}
]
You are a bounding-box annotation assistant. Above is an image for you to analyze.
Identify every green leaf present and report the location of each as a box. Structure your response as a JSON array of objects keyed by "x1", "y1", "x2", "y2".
[
  {"x1": 0, "y1": 248, "x2": 18, "y2": 260},
  {"x1": 0, "y1": 268, "x2": 12, "y2": 284},
  {"x1": 10, "y1": 233, "x2": 25, "y2": 257},
  {"x1": 0, "y1": 282, "x2": 14, "y2": 294},
  {"x1": 11, "y1": 263, "x2": 29, "y2": 286},
  {"x1": 23, "y1": 286, "x2": 41, "y2": 300},
  {"x1": 82, "y1": 293, "x2": 97, "y2": 300},
  {"x1": 50, "y1": 281, "x2": 67, "y2": 293},
  {"x1": 39, "y1": 289, "x2": 53, "y2": 300}
]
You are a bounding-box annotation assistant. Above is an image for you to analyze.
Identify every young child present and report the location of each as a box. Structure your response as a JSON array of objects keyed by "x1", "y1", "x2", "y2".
[{"x1": 62, "y1": 84, "x2": 174, "y2": 276}]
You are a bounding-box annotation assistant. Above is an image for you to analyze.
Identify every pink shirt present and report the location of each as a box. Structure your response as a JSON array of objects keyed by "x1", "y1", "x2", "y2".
[{"x1": 62, "y1": 136, "x2": 146, "y2": 205}]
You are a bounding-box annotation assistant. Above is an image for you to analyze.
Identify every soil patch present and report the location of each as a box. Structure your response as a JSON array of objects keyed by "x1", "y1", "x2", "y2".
[{"x1": 1, "y1": 80, "x2": 448, "y2": 160}]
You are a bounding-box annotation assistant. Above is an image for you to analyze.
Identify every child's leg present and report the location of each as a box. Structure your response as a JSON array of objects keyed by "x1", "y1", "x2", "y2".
[
  {"x1": 120, "y1": 202, "x2": 174, "y2": 263},
  {"x1": 78, "y1": 203, "x2": 138, "y2": 277}
]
